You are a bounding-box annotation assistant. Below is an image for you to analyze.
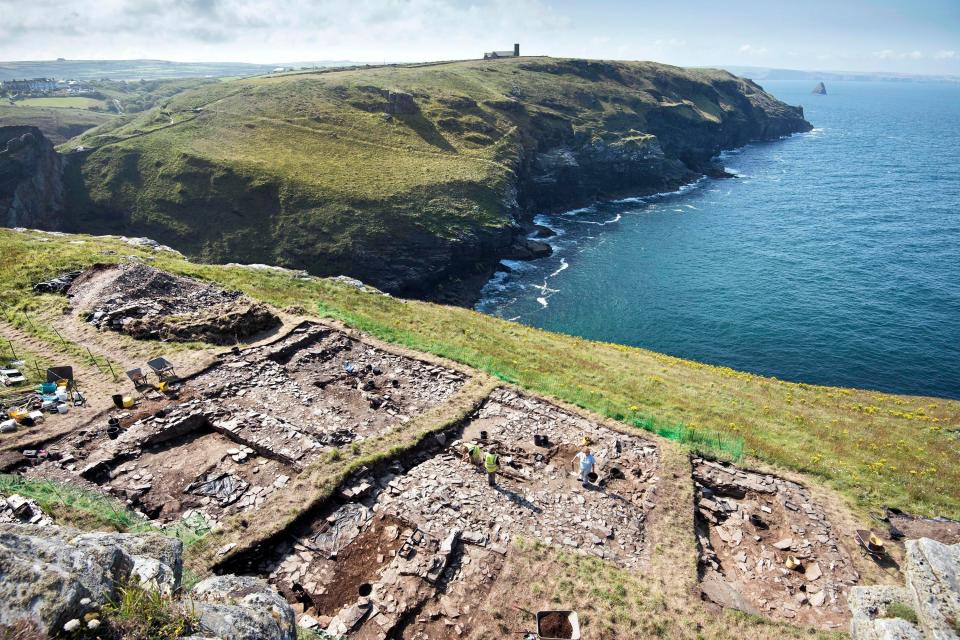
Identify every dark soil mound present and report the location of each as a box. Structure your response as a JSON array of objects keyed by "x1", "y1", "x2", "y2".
[
  {"x1": 539, "y1": 612, "x2": 574, "y2": 639},
  {"x1": 67, "y1": 262, "x2": 280, "y2": 344}
]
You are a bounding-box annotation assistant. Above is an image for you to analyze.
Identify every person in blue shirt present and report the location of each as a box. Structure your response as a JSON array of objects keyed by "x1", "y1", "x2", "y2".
[{"x1": 572, "y1": 447, "x2": 596, "y2": 488}]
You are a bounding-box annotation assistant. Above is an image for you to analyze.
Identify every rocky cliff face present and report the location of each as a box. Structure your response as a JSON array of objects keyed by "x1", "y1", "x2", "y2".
[
  {"x1": 515, "y1": 66, "x2": 812, "y2": 214},
  {"x1": 0, "y1": 126, "x2": 65, "y2": 229}
]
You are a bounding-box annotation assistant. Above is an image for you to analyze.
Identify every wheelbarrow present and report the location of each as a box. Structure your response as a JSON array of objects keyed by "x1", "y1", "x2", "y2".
[
  {"x1": 513, "y1": 606, "x2": 581, "y2": 640},
  {"x1": 856, "y1": 529, "x2": 888, "y2": 559}
]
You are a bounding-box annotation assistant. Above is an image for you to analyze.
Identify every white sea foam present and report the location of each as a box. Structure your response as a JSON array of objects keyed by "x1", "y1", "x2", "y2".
[
  {"x1": 549, "y1": 258, "x2": 569, "y2": 278},
  {"x1": 573, "y1": 213, "x2": 622, "y2": 226}
]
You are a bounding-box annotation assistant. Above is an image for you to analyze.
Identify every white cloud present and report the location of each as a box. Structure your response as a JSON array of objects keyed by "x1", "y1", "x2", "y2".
[
  {"x1": 0, "y1": 0, "x2": 569, "y2": 62},
  {"x1": 935, "y1": 50, "x2": 957, "y2": 60},
  {"x1": 873, "y1": 49, "x2": 926, "y2": 61},
  {"x1": 738, "y1": 44, "x2": 768, "y2": 56},
  {"x1": 654, "y1": 38, "x2": 686, "y2": 47}
]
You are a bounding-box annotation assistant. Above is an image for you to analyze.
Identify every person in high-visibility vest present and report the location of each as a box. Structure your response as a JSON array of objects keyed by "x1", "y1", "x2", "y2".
[
  {"x1": 461, "y1": 441, "x2": 483, "y2": 468},
  {"x1": 484, "y1": 449, "x2": 500, "y2": 487}
]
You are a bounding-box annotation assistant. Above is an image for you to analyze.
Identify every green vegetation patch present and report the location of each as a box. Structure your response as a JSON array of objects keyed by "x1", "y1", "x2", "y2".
[
  {"x1": 0, "y1": 474, "x2": 149, "y2": 532},
  {"x1": 16, "y1": 96, "x2": 106, "y2": 110},
  {"x1": 881, "y1": 601, "x2": 919, "y2": 624}
]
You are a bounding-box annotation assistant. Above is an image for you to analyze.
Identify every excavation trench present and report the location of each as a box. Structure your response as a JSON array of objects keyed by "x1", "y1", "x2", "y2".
[
  {"x1": 221, "y1": 387, "x2": 660, "y2": 638},
  {"x1": 692, "y1": 457, "x2": 859, "y2": 629},
  {"x1": 17, "y1": 321, "x2": 469, "y2": 532}
]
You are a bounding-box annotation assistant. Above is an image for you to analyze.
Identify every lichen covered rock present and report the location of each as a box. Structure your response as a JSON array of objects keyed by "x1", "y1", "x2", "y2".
[{"x1": 190, "y1": 574, "x2": 297, "y2": 640}]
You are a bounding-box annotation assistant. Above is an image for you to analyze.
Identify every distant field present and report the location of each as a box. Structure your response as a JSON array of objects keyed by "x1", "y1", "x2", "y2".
[
  {"x1": 16, "y1": 96, "x2": 106, "y2": 109},
  {"x1": 0, "y1": 103, "x2": 116, "y2": 144}
]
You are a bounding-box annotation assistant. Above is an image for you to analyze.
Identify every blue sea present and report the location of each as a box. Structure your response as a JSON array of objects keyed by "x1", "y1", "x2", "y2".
[{"x1": 476, "y1": 80, "x2": 960, "y2": 399}]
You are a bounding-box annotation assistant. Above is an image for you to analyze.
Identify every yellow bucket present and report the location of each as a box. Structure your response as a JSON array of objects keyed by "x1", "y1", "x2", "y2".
[{"x1": 122, "y1": 396, "x2": 135, "y2": 409}]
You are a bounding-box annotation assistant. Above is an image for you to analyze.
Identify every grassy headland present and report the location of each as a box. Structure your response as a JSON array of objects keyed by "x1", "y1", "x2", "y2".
[
  {"x1": 1, "y1": 228, "x2": 957, "y2": 521},
  {"x1": 60, "y1": 57, "x2": 810, "y2": 300}
]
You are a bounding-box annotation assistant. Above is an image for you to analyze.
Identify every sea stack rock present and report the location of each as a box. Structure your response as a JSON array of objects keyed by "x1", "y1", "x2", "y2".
[{"x1": 812, "y1": 82, "x2": 827, "y2": 95}]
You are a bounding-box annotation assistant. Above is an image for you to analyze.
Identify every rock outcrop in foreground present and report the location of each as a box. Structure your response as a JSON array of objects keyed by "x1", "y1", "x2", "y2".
[
  {"x1": 0, "y1": 523, "x2": 296, "y2": 640},
  {"x1": 849, "y1": 538, "x2": 960, "y2": 639}
]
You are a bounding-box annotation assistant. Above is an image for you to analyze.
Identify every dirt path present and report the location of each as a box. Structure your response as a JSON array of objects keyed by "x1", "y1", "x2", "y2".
[{"x1": 0, "y1": 320, "x2": 115, "y2": 453}]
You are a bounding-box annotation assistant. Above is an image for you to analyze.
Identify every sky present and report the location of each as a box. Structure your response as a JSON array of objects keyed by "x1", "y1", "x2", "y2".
[{"x1": 0, "y1": 0, "x2": 957, "y2": 75}]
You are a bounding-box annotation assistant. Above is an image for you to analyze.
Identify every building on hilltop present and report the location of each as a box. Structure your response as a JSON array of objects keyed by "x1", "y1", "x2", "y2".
[{"x1": 484, "y1": 44, "x2": 520, "y2": 59}]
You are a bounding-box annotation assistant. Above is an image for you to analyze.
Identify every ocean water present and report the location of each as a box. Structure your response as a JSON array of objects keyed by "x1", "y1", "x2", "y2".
[{"x1": 476, "y1": 80, "x2": 960, "y2": 399}]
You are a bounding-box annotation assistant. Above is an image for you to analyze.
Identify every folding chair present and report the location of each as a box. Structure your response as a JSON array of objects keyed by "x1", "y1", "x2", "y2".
[
  {"x1": 46, "y1": 366, "x2": 75, "y2": 389},
  {"x1": 47, "y1": 366, "x2": 86, "y2": 407}
]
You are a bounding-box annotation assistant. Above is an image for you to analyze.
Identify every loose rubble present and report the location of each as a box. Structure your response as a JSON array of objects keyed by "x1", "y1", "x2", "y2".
[
  {"x1": 32, "y1": 269, "x2": 82, "y2": 294},
  {"x1": 693, "y1": 457, "x2": 859, "y2": 628},
  {"x1": 247, "y1": 388, "x2": 658, "y2": 638},
  {"x1": 65, "y1": 262, "x2": 280, "y2": 344},
  {"x1": 0, "y1": 494, "x2": 52, "y2": 526}
]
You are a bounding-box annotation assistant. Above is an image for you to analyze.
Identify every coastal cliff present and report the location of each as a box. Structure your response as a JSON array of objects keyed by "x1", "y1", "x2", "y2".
[
  {"x1": 11, "y1": 58, "x2": 811, "y2": 303},
  {"x1": 0, "y1": 126, "x2": 66, "y2": 229}
]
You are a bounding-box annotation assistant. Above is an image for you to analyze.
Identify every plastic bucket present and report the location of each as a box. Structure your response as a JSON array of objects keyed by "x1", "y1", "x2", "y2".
[
  {"x1": 122, "y1": 396, "x2": 135, "y2": 409},
  {"x1": 40, "y1": 382, "x2": 57, "y2": 394},
  {"x1": 107, "y1": 426, "x2": 120, "y2": 439},
  {"x1": 111, "y1": 394, "x2": 124, "y2": 409}
]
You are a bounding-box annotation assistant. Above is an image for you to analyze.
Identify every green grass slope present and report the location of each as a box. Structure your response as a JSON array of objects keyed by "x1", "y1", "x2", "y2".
[
  {"x1": 62, "y1": 58, "x2": 810, "y2": 299},
  {"x1": 2, "y1": 228, "x2": 957, "y2": 520}
]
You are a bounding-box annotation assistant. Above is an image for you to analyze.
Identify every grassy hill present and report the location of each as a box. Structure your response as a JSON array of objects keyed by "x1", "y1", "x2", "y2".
[
  {"x1": 61, "y1": 57, "x2": 810, "y2": 301},
  {"x1": 0, "y1": 103, "x2": 115, "y2": 145},
  {"x1": 0, "y1": 78, "x2": 224, "y2": 144}
]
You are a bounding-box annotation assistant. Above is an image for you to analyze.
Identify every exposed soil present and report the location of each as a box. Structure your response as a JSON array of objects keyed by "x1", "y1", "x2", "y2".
[
  {"x1": 286, "y1": 512, "x2": 409, "y2": 617},
  {"x1": 693, "y1": 458, "x2": 859, "y2": 629},
  {"x1": 886, "y1": 508, "x2": 960, "y2": 545},
  {"x1": 66, "y1": 262, "x2": 280, "y2": 344}
]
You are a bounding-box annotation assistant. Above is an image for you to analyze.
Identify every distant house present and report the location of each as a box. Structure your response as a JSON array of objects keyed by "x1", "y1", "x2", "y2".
[
  {"x1": 484, "y1": 44, "x2": 520, "y2": 59},
  {"x1": 1, "y1": 78, "x2": 58, "y2": 93}
]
